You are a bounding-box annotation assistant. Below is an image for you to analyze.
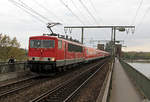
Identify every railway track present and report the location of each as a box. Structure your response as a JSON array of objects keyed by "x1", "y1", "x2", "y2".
[
  {"x1": 30, "y1": 59, "x2": 109, "y2": 102},
  {"x1": 0, "y1": 75, "x2": 41, "y2": 98}
]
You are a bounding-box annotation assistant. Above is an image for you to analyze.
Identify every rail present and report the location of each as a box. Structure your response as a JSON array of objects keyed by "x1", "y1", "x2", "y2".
[
  {"x1": 96, "y1": 58, "x2": 114, "y2": 102},
  {"x1": 30, "y1": 59, "x2": 110, "y2": 102},
  {"x1": 120, "y1": 59, "x2": 150, "y2": 100},
  {"x1": 0, "y1": 75, "x2": 42, "y2": 98}
]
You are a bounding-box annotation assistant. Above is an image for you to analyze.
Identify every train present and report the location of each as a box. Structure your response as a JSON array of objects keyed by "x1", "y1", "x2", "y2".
[{"x1": 27, "y1": 34, "x2": 110, "y2": 75}]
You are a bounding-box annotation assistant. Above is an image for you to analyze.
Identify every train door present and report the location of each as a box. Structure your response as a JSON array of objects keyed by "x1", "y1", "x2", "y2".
[
  {"x1": 82, "y1": 47, "x2": 85, "y2": 59},
  {"x1": 64, "y1": 42, "x2": 67, "y2": 65}
]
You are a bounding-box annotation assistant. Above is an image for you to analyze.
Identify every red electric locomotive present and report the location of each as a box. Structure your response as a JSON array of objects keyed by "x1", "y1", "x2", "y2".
[
  {"x1": 27, "y1": 23, "x2": 110, "y2": 75},
  {"x1": 27, "y1": 34, "x2": 109, "y2": 75},
  {"x1": 28, "y1": 34, "x2": 85, "y2": 74}
]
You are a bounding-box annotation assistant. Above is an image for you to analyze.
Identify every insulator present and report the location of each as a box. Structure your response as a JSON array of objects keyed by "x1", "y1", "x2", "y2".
[
  {"x1": 126, "y1": 28, "x2": 130, "y2": 34},
  {"x1": 64, "y1": 28, "x2": 68, "y2": 34},
  {"x1": 131, "y1": 28, "x2": 135, "y2": 34},
  {"x1": 69, "y1": 28, "x2": 72, "y2": 34}
]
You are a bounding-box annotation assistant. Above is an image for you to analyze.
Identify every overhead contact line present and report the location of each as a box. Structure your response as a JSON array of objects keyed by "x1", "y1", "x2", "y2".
[
  {"x1": 18, "y1": 0, "x2": 51, "y2": 22},
  {"x1": 32, "y1": 0, "x2": 64, "y2": 23},
  {"x1": 8, "y1": 0, "x2": 46, "y2": 24},
  {"x1": 59, "y1": 0, "x2": 85, "y2": 25},
  {"x1": 131, "y1": 0, "x2": 144, "y2": 25},
  {"x1": 78, "y1": 0, "x2": 99, "y2": 25}
]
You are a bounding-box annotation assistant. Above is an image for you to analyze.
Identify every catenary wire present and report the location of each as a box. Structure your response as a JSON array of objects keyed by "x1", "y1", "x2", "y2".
[
  {"x1": 136, "y1": 7, "x2": 150, "y2": 31},
  {"x1": 131, "y1": 0, "x2": 144, "y2": 25},
  {"x1": 9, "y1": 0, "x2": 62, "y2": 33},
  {"x1": 123, "y1": 0, "x2": 144, "y2": 42},
  {"x1": 78, "y1": 0, "x2": 98, "y2": 25},
  {"x1": 88, "y1": 0, "x2": 103, "y2": 24},
  {"x1": 32, "y1": 0, "x2": 64, "y2": 23},
  {"x1": 8, "y1": 0, "x2": 46, "y2": 24},
  {"x1": 18, "y1": 0, "x2": 52, "y2": 22},
  {"x1": 70, "y1": 0, "x2": 92, "y2": 25},
  {"x1": 59, "y1": 0, "x2": 85, "y2": 25}
]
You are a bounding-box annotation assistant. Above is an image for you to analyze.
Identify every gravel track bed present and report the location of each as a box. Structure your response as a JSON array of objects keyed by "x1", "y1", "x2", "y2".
[
  {"x1": 0, "y1": 71, "x2": 34, "y2": 87},
  {"x1": 72, "y1": 61, "x2": 110, "y2": 102},
  {"x1": 0, "y1": 76, "x2": 38, "y2": 93},
  {"x1": 0, "y1": 61, "x2": 102, "y2": 102}
]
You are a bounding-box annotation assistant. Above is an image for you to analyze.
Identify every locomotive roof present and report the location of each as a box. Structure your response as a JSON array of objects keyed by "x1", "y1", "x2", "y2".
[
  {"x1": 29, "y1": 35, "x2": 109, "y2": 54},
  {"x1": 30, "y1": 36, "x2": 57, "y2": 39},
  {"x1": 30, "y1": 35, "x2": 84, "y2": 47}
]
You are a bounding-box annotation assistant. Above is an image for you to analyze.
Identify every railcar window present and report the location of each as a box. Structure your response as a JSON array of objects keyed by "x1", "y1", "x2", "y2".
[
  {"x1": 30, "y1": 40, "x2": 55, "y2": 48},
  {"x1": 68, "y1": 43, "x2": 83, "y2": 52},
  {"x1": 58, "y1": 40, "x2": 62, "y2": 49}
]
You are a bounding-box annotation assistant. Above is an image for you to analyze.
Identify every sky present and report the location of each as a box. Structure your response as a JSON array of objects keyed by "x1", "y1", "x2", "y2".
[{"x1": 0, "y1": 0, "x2": 150, "y2": 52}]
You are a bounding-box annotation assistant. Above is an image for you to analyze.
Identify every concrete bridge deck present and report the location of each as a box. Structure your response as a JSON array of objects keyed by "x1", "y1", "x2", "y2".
[{"x1": 110, "y1": 59, "x2": 145, "y2": 102}]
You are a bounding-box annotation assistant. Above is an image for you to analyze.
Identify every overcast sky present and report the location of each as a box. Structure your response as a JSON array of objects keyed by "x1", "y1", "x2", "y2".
[{"x1": 0, "y1": 0, "x2": 150, "y2": 52}]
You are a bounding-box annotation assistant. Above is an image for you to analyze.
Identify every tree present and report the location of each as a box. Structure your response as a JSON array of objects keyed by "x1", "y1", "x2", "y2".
[
  {"x1": 0, "y1": 34, "x2": 26, "y2": 61},
  {"x1": 122, "y1": 51, "x2": 150, "y2": 60}
]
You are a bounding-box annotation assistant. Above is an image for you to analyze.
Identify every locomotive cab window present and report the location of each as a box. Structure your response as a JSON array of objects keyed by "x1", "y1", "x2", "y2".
[
  {"x1": 58, "y1": 40, "x2": 62, "y2": 49},
  {"x1": 30, "y1": 40, "x2": 41, "y2": 48},
  {"x1": 30, "y1": 40, "x2": 55, "y2": 48},
  {"x1": 43, "y1": 40, "x2": 55, "y2": 48}
]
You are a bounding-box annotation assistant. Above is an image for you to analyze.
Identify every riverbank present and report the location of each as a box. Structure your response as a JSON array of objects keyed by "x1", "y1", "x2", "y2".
[{"x1": 124, "y1": 59, "x2": 150, "y2": 63}]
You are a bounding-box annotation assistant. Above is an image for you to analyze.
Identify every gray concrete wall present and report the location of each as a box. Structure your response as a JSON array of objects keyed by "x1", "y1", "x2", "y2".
[
  {"x1": 120, "y1": 59, "x2": 150, "y2": 101},
  {"x1": 0, "y1": 62, "x2": 27, "y2": 74}
]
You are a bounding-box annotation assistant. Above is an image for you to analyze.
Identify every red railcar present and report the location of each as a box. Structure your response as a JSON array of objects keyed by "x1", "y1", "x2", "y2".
[{"x1": 27, "y1": 35, "x2": 110, "y2": 75}]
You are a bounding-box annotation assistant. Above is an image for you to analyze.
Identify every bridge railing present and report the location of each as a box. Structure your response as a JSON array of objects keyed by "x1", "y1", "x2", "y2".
[
  {"x1": 120, "y1": 59, "x2": 150, "y2": 100},
  {"x1": 0, "y1": 61, "x2": 28, "y2": 74}
]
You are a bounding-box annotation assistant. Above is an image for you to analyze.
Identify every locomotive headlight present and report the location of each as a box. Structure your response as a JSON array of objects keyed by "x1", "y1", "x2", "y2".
[
  {"x1": 28, "y1": 57, "x2": 32, "y2": 61},
  {"x1": 50, "y1": 57, "x2": 55, "y2": 61}
]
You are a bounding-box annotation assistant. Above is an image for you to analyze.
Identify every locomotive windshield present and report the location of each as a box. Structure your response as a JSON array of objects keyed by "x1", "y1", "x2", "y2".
[{"x1": 30, "y1": 40, "x2": 55, "y2": 48}]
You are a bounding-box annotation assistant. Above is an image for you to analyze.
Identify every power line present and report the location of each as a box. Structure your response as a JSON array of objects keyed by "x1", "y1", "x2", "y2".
[
  {"x1": 9, "y1": 0, "x2": 61, "y2": 33},
  {"x1": 59, "y1": 0, "x2": 85, "y2": 25},
  {"x1": 78, "y1": 0, "x2": 98, "y2": 25},
  {"x1": 70, "y1": 0, "x2": 92, "y2": 24},
  {"x1": 136, "y1": 7, "x2": 150, "y2": 30},
  {"x1": 88, "y1": 0, "x2": 103, "y2": 24},
  {"x1": 32, "y1": 0, "x2": 64, "y2": 23},
  {"x1": 18, "y1": 0, "x2": 52, "y2": 22},
  {"x1": 131, "y1": 0, "x2": 144, "y2": 25},
  {"x1": 8, "y1": 0, "x2": 46, "y2": 24},
  {"x1": 123, "y1": 0, "x2": 144, "y2": 41}
]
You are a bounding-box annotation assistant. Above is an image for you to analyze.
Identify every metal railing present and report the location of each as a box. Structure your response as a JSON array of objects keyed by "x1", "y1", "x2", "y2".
[
  {"x1": 0, "y1": 62, "x2": 27, "y2": 74},
  {"x1": 120, "y1": 59, "x2": 150, "y2": 100},
  {"x1": 104, "y1": 59, "x2": 114, "y2": 102}
]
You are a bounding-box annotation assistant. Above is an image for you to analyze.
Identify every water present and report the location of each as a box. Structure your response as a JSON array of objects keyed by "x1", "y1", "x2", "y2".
[{"x1": 128, "y1": 62, "x2": 150, "y2": 78}]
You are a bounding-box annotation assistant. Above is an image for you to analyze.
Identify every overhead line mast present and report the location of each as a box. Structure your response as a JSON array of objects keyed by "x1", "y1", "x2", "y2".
[{"x1": 64, "y1": 25, "x2": 135, "y2": 60}]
